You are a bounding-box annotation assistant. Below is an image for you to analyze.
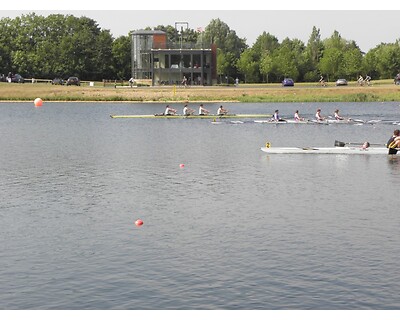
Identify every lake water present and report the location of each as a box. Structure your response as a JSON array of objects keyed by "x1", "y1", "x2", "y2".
[{"x1": 1, "y1": 101, "x2": 400, "y2": 310}]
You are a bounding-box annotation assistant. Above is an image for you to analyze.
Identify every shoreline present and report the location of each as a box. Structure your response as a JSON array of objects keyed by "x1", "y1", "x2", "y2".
[{"x1": 1, "y1": 81, "x2": 400, "y2": 103}]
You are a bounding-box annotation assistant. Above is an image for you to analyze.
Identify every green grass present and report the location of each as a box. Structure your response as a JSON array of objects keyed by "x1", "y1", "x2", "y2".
[{"x1": 1, "y1": 80, "x2": 400, "y2": 103}]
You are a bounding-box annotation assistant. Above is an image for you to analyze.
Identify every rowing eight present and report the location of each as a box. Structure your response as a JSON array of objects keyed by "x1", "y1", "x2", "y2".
[{"x1": 110, "y1": 114, "x2": 272, "y2": 119}]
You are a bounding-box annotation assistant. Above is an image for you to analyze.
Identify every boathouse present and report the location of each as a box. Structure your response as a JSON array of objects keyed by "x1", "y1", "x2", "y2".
[{"x1": 131, "y1": 30, "x2": 217, "y2": 86}]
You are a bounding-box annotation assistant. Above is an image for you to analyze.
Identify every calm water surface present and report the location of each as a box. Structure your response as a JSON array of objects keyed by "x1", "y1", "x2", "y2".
[{"x1": 1, "y1": 101, "x2": 400, "y2": 309}]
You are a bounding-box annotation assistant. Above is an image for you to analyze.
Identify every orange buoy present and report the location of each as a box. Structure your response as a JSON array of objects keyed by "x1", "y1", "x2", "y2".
[
  {"x1": 34, "y1": 98, "x2": 43, "y2": 107},
  {"x1": 135, "y1": 219, "x2": 143, "y2": 227}
]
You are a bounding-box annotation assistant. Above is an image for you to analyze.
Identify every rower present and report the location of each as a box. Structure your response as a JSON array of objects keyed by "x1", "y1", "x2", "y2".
[
  {"x1": 164, "y1": 105, "x2": 177, "y2": 115},
  {"x1": 183, "y1": 104, "x2": 195, "y2": 116},
  {"x1": 315, "y1": 108, "x2": 325, "y2": 121},
  {"x1": 334, "y1": 109, "x2": 345, "y2": 120},
  {"x1": 387, "y1": 129, "x2": 400, "y2": 154},
  {"x1": 294, "y1": 110, "x2": 305, "y2": 122},
  {"x1": 273, "y1": 110, "x2": 286, "y2": 122},
  {"x1": 217, "y1": 105, "x2": 228, "y2": 115},
  {"x1": 199, "y1": 104, "x2": 210, "y2": 115}
]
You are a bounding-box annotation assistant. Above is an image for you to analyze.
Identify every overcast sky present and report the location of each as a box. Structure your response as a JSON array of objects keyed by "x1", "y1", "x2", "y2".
[{"x1": 2, "y1": 1, "x2": 400, "y2": 53}]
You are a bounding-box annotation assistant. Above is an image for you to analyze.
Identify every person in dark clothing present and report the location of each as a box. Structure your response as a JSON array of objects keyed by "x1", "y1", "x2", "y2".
[{"x1": 387, "y1": 129, "x2": 400, "y2": 154}]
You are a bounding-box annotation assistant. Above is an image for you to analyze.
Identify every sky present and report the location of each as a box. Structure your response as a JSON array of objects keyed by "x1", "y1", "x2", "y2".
[{"x1": 2, "y1": 1, "x2": 400, "y2": 53}]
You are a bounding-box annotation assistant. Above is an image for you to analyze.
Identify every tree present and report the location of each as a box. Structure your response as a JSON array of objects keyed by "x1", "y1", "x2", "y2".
[
  {"x1": 252, "y1": 32, "x2": 279, "y2": 55},
  {"x1": 374, "y1": 42, "x2": 400, "y2": 79},
  {"x1": 340, "y1": 47, "x2": 363, "y2": 79},
  {"x1": 304, "y1": 26, "x2": 324, "y2": 81},
  {"x1": 318, "y1": 47, "x2": 343, "y2": 79},
  {"x1": 259, "y1": 51, "x2": 273, "y2": 83},
  {"x1": 216, "y1": 49, "x2": 237, "y2": 84},
  {"x1": 236, "y1": 48, "x2": 259, "y2": 83},
  {"x1": 271, "y1": 38, "x2": 303, "y2": 81},
  {"x1": 318, "y1": 30, "x2": 359, "y2": 80},
  {"x1": 112, "y1": 35, "x2": 131, "y2": 79},
  {"x1": 0, "y1": 17, "x2": 13, "y2": 73},
  {"x1": 203, "y1": 18, "x2": 247, "y2": 79},
  {"x1": 362, "y1": 48, "x2": 379, "y2": 79},
  {"x1": 324, "y1": 30, "x2": 346, "y2": 51},
  {"x1": 3, "y1": 13, "x2": 400, "y2": 83},
  {"x1": 248, "y1": 32, "x2": 279, "y2": 82},
  {"x1": 306, "y1": 26, "x2": 324, "y2": 66}
]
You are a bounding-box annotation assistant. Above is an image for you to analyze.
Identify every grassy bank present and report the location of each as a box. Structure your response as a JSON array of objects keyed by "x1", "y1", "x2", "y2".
[{"x1": 1, "y1": 80, "x2": 400, "y2": 103}]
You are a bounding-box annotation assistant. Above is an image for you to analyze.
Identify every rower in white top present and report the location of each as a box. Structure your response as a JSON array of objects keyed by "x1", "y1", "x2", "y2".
[
  {"x1": 183, "y1": 104, "x2": 195, "y2": 116},
  {"x1": 199, "y1": 104, "x2": 210, "y2": 115},
  {"x1": 164, "y1": 105, "x2": 177, "y2": 115},
  {"x1": 334, "y1": 109, "x2": 345, "y2": 120},
  {"x1": 333, "y1": 109, "x2": 353, "y2": 122},
  {"x1": 315, "y1": 108, "x2": 325, "y2": 121},
  {"x1": 294, "y1": 110, "x2": 305, "y2": 122},
  {"x1": 273, "y1": 109, "x2": 286, "y2": 122},
  {"x1": 217, "y1": 105, "x2": 228, "y2": 115}
]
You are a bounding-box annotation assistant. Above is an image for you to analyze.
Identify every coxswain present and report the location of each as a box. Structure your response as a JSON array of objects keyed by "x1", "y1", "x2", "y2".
[{"x1": 361, "y1": 142, "x2": 370, "y2": 150}]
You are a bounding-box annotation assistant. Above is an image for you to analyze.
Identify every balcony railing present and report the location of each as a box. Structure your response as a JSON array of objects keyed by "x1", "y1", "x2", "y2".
[{"x1": 153, "y1": 41, "x2": 212, "y2": 50}]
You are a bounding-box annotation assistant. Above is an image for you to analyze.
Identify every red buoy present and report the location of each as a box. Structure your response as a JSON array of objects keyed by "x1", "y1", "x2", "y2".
[
  {"x1": 179, "y1": 164, "x2": 185, "y2": 168},
  {"x1": 135, "y1": 219, "x2": 143, "y2": 227},
  {"x1": 34, "y1": 98, "x2": 43, "y2": 107}
]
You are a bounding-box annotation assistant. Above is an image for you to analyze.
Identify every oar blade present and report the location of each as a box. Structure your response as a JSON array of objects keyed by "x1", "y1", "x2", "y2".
[{"x1": 334, "y1": 140, "x2": 346, "y2": 147}]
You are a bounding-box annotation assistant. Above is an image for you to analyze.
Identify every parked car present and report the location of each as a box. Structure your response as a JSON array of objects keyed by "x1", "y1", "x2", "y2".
[
  {"x1": 282, "y1": 78, "x2": 294, "y2": 86},
  {"x1": 66, "y1": 77, "x2": 80, "y2": 86},
  {"x1": 52, "y1": 78, "x2": 64, "y2": 85},
  {"x1": 10, "y1": 74, "x2": 25, "y2": 83},
  {"x1": 335, "y1": 79, "x2": 348, "y2": 86},
  {"x1": 394, "y1": 73, "x2": 400, "y2": 85}
]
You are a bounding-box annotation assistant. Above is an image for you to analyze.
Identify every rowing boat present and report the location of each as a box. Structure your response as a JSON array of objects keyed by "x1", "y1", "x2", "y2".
[
  {"x1": 110, "y1": 114, "x2": 272, "y2": 119},
  {"x1": 260, "y1": 146, "x2": 392, "y2": 154},
  {"x1": 254, "y1": 119, "x2": 312, "y2": 124},
  {"x1": 320, "y1": 119, "x2": 365, "y2": 124},
  {"x1": 254, "y1": 119, "x2": 365, "y2": 125}
]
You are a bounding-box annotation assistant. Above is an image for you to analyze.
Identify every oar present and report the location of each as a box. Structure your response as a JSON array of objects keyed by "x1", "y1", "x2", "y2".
[
  {"x1": 328, "y1": 116, "x2": 365, "y2": 123},
  {"x1": 334, "y1": 140, "x2": 385, "y2": 147}
]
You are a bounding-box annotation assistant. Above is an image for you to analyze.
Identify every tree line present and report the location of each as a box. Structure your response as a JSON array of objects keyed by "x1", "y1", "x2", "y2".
[{"x1": 1, "y1": 13, "x2": 400, "y2": 83}]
